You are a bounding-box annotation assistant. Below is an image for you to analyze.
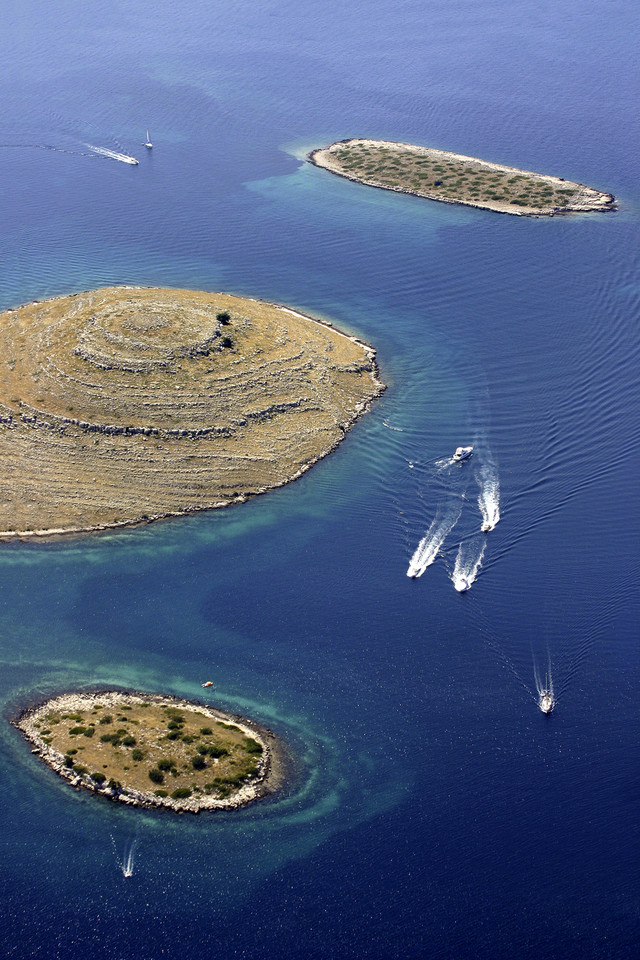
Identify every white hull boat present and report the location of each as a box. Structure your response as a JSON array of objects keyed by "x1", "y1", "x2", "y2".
[{"x1": 452, "y1": 445, "x2": 473, "y2": 462}]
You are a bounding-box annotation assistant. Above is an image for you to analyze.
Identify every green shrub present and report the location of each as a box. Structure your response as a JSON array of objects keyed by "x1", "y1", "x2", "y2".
[
  {"x1": 90, "y1": 772, "x2": 106, "y2": 783},
  {"x1": 171, "y1": 788, "x2": 192, "y2": 799},
  {"x1": 63, "y1": 755, "x2": 74, "y2": 767},
  {"x1": 181, "y1": 734, "x2": 195, "y2": 744},
  {"x1": 208, "y1": 744, "x2": 229, "y2": 758},
  {"x1": 154, "y1": 789, "x2": 168, "y2": 797},
  {"x1": 131, "y1": 749, "x2": 144, "y2": 761},
  {"x1": 165, "y1": 710, "x2": 184, "y2": 722},
  {"x1": 216, "y1": 311, "x2": 231, "y2": 325},
  {"x1": 157, "y1": 758, "x2": 174, "y2": 771},
  {"x1": 191, "y1": 754, "x2": 206, "y2": 770},
  {"x1": 199, "y1": 726, "x2": 213, "y2": 735},
  {"x1": 66, "y1": 748, "x2": 77, "y2": 756},
  {"x1": 69, "y1": 726, "x2": 86, "y2": 736},
  {"x1": 166, "y1": 732, "x2": 181, "y2": 741},
  {"x1": 107, "y1": 779, "x2": 121, "y2": 790},
  {"x1": 221, "y1": 336, "x2": 233, "y2": 349},
  {"x1": 72, "y1": 764, "x2": 88, "y2": 774},
  {"x1": 148, "y1": 768, "x2": 164, "y2": 784},
  {"x1": 121, "y1": 736, "x2": 136, "y2": 747},
  {"x1": 197, "y1": 744, "x2": 209, "y2": 755},
  {"x1": 99, "y1": 715, "x2": 113, "y2": 724},
  {"x1": 243, "y1": 738, "x2": 263, "y2": 754},
  {"x1": 167, "y1": 720, "x2": 182, "y2": 730},
  {"x1": 82, "y1": 727, "x2": 95, "y2": 737},
  {"x1": 100, "y1": 733, "x2": 116, "y2": 743}
]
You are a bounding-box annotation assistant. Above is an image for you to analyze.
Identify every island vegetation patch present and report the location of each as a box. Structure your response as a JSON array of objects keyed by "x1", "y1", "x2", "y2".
[
  {"x1": 14, "y1": 691, "x2": 284, "y2": 812},
  {"x1": 309, "y1": 139, "x2": 615, "y2": 216}
]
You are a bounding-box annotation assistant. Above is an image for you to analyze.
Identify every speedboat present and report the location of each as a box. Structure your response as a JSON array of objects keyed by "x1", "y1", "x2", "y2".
[
  {"x1": 452, "y1": 445, "x2": 473, "y2": 462},
  {"x1": 454, "y1": 577, "x2": 469, "y2": 592},
  {"x1": 539, "y1": 692, "x2": 554, "y2": 714}
]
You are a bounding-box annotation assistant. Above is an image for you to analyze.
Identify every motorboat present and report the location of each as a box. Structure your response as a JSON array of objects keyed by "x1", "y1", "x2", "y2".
[
  {"x1": 454, "y1": 577, "x2": 469, "y2": 592},
  {"x1": 144, "y1": 129, "x2": 152, "y2": 149},
  {"x1": 452, "y1": 445, "x2": 473, "y2": 462},
  {"x1": 539, "y1": 691, "x2": 554, "y2": 714}
]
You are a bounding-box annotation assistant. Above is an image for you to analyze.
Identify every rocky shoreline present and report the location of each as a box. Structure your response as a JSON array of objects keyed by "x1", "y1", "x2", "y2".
[
  {"x1": 13, "y1": 690, "x2": 285, "y2": 814},
  {"x1": 308, "y1": 139, "x2": 616, "y2": 217}
]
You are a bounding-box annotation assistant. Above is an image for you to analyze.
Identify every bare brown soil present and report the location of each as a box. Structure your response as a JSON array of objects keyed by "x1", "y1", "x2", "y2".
[
  {"x1": 0, "y1": 287, "x2": 383, "y2": 538},
  {"x1": 309, "y1": 139, "x2": 615, "y2": 216}
]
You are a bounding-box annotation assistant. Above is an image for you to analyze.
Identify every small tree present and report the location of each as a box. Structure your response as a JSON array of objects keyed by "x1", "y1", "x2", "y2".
[
  {"x1": 216, "y1": 311, "x2": 231, "y2": 325},
  {"x1": 148, "y1": 767, "x2": 164, "y2": 784}
]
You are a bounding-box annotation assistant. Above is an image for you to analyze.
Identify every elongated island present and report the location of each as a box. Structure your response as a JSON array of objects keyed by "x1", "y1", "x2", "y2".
[
  {"x1": 14, "y1": 691, "x2": 284, "y2": 813},
  {"x1": 0, "y1": 287, "x2": 384, "y2": 539},
  {"x1": 309, "y1": 139, "x2": 615, "y2": 216}
]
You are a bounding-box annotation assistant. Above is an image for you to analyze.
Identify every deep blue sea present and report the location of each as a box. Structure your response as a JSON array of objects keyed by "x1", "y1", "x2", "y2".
[{"x1": 0, "y1": 2, "x2": 639, "y2": 957}]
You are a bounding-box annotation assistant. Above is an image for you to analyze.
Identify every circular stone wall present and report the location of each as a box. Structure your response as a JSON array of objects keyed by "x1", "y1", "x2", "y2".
[{"x1": 0, "y1": 287, "x2": 383, "y2": 537}]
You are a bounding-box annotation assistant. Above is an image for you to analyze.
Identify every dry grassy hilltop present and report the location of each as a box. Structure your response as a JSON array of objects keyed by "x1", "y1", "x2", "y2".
[
  {"x1": 309, "y1": 139, "x2": 615, "y2": 216},
  {"x1": 0, "y1": 286, "x2": 384, "y2": 538}
]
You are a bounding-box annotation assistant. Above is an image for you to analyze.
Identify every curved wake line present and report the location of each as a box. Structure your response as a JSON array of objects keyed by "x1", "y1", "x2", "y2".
[
  {"x1": 452, "y1": 537, "x2": 486, "y2": 591},
  {"x1": 0, "y1": 143, "x2": 98, "y2": 157},
  {"x1": 477, "y1": 464, "x2": 500, "y2": 532},
  {"x1": 407, "y1": 504, "x2": 461, "y2": 578}
]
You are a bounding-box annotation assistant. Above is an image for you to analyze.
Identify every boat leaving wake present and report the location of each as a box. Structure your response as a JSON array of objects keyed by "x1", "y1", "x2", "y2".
[
  {"x1": 111, "y1": 834, "x2": 138, "y2": 878},
  {"x1": 407, "y1": 503, "x2": 461, "y2": 578},
  {"x1": 86, "y1": 144, "x2": 139, "y2": 165},
  {"x1": 477, "y1": 464, "x2": 500, "y2": 532},
  {"x1": 534, "y1": 655, "x2": 555, "y2": 714},
  {"x1": 452, "y1": 536, "x2": 486, "y2": 592}
]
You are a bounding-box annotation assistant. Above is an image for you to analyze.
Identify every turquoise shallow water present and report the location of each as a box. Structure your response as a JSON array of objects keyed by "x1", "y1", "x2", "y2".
[{"x1": 0, "y1": 1, "x2": 639, "y2": 957}]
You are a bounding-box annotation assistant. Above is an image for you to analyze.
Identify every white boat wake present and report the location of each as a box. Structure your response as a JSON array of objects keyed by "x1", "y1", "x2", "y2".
[
  {"x1": 407, "y1": 503, "x2": 461, "y2": 578},
  {"x1": 533, "y1": 655, "x2": 555, "y2": 714},
  {"x1": 477, "y1": 464, "x2": 500, "y2": 532},
  {"x1": 451, "y1": 537, "x2": 486, "y2": 592},
  {"x1": 86, "y1": 143, "x2": 139, "y2": 165},
  {"x1": 111, "y1": 834, "x2": 138, "y2": 878}
]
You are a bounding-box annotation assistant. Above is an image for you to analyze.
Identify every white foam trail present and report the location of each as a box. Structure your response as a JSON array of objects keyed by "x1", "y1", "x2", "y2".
[
  {"x1": 533, "y1": 654, "x2": 555, "y2": 713},
  {"x1": 111, "y1": 835, "x2": 138, "y2": 877},
  {"x1": 382, "y1": 420, "x2": 404, "y2": 432},
  {"x1": 86, "y1": 144, "x2": 139, "y2": 165},
  {"x1": 407, "y1": 504, "x2": 461, "y2": 578},
  {"x1": 452, "y1": 537, "x2": 486, "y2": 591},
  {"x1": 477, "y1": 464, "x2": 500, "y2": 532}
]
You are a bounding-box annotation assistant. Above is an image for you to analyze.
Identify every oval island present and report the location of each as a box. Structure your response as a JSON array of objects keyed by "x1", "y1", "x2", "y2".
[
  {"x1": 14, "y1": 691, "x2": 284, "y2": 813},
  {"x1": 309, "y1": 139, "x2": 615, "y2": 217},
  {"x1": 0, "y1": 287, "x2": 384, "y2": 540}
]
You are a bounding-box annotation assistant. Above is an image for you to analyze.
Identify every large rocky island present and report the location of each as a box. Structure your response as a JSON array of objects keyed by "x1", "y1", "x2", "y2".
[
  {"x1": 0, "y1": 287, "x2": 384, "y2": 538},
  {"x1": 14, "y1": 691, "x2": 284, "y2": 813},
  {"x1": 309, "y1": 139, "x2": 615, "y2": 216}
]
